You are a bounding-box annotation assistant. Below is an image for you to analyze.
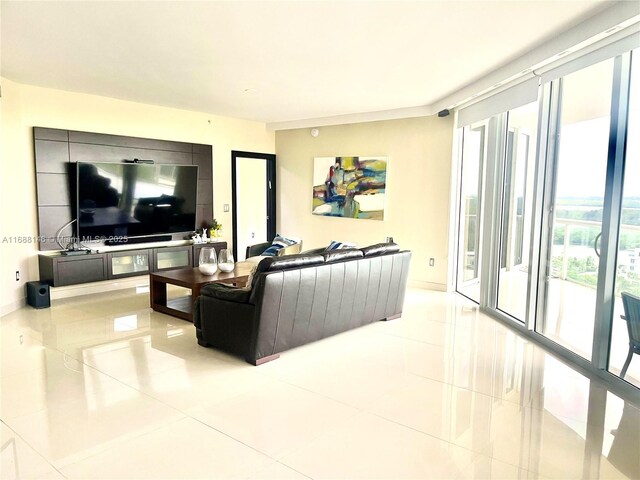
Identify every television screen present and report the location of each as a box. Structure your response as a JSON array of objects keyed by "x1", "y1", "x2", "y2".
[{"x1": 77, "y1": 162, "x2": 198, "y2": 241}]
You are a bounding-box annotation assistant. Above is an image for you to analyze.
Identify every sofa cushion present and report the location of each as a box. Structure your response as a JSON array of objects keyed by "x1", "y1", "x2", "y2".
[
  {"x1": 301, "y1": 247, "x2": 326, "y2": 255},
  {"x1": 262, "y1": 234, "x2": 299, "y2": 256},
  {"x1": 326, "y1": 240, "x2": 358, "y2": 250},
  {"x1": 256, "y1": 253, "x2": 325, "y2": 273},
  {"x1": 361, "y1": 242, "x2": 400, "y2": 257},
  {"x1": 323, "y1": 248, "x2": 364, "y2": 263}
]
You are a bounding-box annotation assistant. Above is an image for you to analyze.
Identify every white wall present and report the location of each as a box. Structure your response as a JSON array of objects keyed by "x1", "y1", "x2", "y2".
[
  {"x1": 0, "y1": 78, "x2": 275, "y2": 315},
  {"x1": 236, "y1": 157, "x2": 268, "y2": 261},
  {"x1": 275, "y1": 115, "x2": 455, "y2": 288}
]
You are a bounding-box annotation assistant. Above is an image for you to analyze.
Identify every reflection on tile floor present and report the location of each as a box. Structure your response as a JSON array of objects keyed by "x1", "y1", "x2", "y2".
[{"x1": 1, "y1": 288, "x2": 639, "y2": 479}]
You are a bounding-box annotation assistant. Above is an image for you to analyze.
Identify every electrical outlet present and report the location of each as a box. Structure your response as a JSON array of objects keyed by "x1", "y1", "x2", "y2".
[
  {"x1": 223, "y1": 204, "x2": 230, "y2": 212},
  {"x1": 429, "y1": 258, "x2": 435, "y2": 267},
  {"x1": 251, "y1": 232, "x2": 255, "y2": 239},
  {"x1": 15, "y1": 270, "x2": 20, "y2": 281}
]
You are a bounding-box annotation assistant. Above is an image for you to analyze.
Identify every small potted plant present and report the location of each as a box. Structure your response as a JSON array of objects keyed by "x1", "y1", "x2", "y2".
[{"x1": 209, "y1": 219, "x2": 222, "y2": 239}]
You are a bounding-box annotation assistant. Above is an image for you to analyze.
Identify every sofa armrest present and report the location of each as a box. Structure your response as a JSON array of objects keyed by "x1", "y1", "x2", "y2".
[
  {"x1": 194, "y1": 292, "x2": 256, "y2": 359},
  {"x1": 246, "y1": 241, "x2": 271, "y2": 258},
  {"x1": 200, "y1": 283, "x2": 252, "y2": 303}
]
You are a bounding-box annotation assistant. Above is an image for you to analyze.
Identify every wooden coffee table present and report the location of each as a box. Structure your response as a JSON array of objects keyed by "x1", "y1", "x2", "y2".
[{"x1": 150, "y1": 262, "x2": 254, "y2": 322}]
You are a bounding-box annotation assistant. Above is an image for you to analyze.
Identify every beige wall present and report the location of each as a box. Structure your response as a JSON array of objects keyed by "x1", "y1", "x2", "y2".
[
  {"x1": 0, "y1": 78, "x2": 275, "y2": 315},
  {"x1": 275, "y1": 115, "x2": 454, "y2": 288},
  {"x1": 236, "y1": 157, "x2": 268, "y2": 261}
]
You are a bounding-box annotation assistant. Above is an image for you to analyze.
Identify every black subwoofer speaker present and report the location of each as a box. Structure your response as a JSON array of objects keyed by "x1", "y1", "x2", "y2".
[{"x1": 26, "y1": 281, "x2": 50, "y2": 309}]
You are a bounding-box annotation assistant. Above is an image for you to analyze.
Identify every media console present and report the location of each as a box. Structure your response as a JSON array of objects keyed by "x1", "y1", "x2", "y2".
[{"x1": 39, "y1": 242, "x2": 227, "y2": 287}]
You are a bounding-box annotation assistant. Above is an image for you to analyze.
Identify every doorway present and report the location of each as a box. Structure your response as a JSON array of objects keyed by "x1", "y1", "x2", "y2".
[{"x1": 231, "y1": 151, "x2": 276, "y2": 261}]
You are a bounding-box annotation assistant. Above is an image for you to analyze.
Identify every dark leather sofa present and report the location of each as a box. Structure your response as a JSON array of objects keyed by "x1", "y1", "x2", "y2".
[{"x1": 194, "y1": 243, "x2": 412, "y2": 365}]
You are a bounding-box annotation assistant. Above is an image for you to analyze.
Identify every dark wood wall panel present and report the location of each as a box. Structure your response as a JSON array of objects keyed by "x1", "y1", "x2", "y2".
[
  {"x1": 197, "y1": 180, "x2": 213, "y2": 205},
  {"x1": 69, "y1": 144, "x2": 193, "y2": 165},
  {"x1": 36, "y1": 174, "x2": 71, "y2": 206},
  {"x1": 38, "y1": 206, "x2": 73, "y2": 246},
  {"x1": 34, "y1": 128, "x2": 68, "y2": 142},
  {"x1": 193, "y1": 144, "x2": 212, "y2": 155},
  {"x1": 193, "y1": 153, "x2": 212, "y2": 179},
  {"x1": 33, "y1": 127, "x2": 213, "y2": 251},
  {"x1": 196, "y1": 206, "x2": 213, "y2": 229},
  {"x1": 68, "y1": 131, "x2": 193, "y2": 152},
  {"x1": 34, "y1": 140, "x2": 69, "y2": 173}
]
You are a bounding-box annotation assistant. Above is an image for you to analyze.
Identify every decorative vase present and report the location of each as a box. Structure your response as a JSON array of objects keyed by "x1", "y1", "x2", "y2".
[
  {"x1": 217, "y1": 249, "x2": 235, "y2": 273},
  {"x1": 198, "y1": 247, "x2": 218, "y2": 275}
]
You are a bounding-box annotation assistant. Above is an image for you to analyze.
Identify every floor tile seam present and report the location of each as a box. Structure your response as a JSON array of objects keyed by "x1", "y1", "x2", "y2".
[
  {"x1": 0, "y1": 419, "x2": 68, "y2": 479},
  {"x1": 268, "y1": 374, "x2": 374, "y2": 413},
  {"x1": 180, "y1": 379, "x2": 365, "y2": 463},
  {"x1": 403, "y1": 371, "x2": 531, "y2": 408},
  {"x1": 375, "y1": 330, "x2": 454, "y2": 349},
  {"x1": 366, "y1": 331, "x2": 506, "y2": 360},
  {"x1": 41, "y1": 347, "x2": 198, "y2": 419},
  {"x1": 1, "y1": 405, "x2": 51, "y2": 423},
  {"x1": 1, "y1": 351, "x2": 170, "y2": 423},
  {"x1": 474, "y1": 448, "x2": 545, "y2": 478},
  {"x1": 260, "y1": 459, "x2": 315, "y2": 480},
  {"x1": 452, "y1": 452, "x2": 541, "y2": 480},
  {"x1": 364, "y1": 410, "x2": 491, "y2": 461},
  {"x1": 273, "y1": 410, "x2": 379, "y2": 466},
  {"x1": 184, "y1": 412, "x2": 284, "y2": 464},
  {"x1": 56, "y1": 414, "x2": 188, "y2": 473}
]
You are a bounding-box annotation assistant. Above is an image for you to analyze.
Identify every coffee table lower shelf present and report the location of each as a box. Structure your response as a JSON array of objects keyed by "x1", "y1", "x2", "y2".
[
  {"x1": 149, "y1": 263, "x2": 253, "y2": 322},
  {"x1": 153, "y1": 297, "x2": 193, "y2": 321}
]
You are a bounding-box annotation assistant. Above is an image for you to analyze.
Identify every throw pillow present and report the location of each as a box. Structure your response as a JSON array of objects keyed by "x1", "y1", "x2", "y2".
[
  {"x1": 326, "y1": 240, "x2": 357, "y2": 251},
  {"x1": 262, "y1": 234, "x2": 299, "y2": 256},
  {"x1": 240, "y1": 263, "x2": 259, "y2": 291}
]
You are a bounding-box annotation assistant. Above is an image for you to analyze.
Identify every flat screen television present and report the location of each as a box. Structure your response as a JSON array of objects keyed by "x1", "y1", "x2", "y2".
[{"x1": 77, "y1": 162, "x2": 198, "y2": 242}]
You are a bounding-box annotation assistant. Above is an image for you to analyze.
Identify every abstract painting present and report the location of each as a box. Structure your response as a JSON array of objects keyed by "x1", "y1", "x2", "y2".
[{"x1": 312, "y1": 156, "x2": 387, "y2": 220}]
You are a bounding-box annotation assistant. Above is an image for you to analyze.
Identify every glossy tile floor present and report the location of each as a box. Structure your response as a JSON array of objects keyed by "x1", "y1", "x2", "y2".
[{"x1": 1, "y1": 287, "x2": 639, "y2": 479}]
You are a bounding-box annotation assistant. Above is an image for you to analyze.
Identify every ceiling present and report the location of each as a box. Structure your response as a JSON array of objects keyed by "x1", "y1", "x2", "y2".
[{"x1": 0, "y1": 1, "x2": 619, "y2": 125}]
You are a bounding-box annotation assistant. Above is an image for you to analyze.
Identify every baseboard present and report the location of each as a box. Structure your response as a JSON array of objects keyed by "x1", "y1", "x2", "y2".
[
  {"x1": 1, "y1": 297, "x2": 26, "y2": 318},
  {"x1": 408, "y1": 280, "x2": 447, "y2": 291},
  {"x1": 50, "y1": 276, "x2": 150, "y2": 301}
]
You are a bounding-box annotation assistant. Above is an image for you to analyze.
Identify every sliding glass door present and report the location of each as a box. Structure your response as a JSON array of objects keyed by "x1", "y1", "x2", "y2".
[
  {"x1": 496, "y1": 101, "x2": 538, "y2": 322},
  {"x1": 609, "y1": 49, "x2": 640, "y2": 387},
  {"x1": 456, "y1": 123, "x2": 487, "y2": 303},
  {"x1": 453, "y1": 42, "x2": 639, "y2": 393},
  {"x1": 536, "y1": 59, "x2": 615, "y2": 360}
]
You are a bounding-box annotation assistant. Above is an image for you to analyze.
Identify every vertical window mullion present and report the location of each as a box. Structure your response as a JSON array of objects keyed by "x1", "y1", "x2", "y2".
[
  {"x1": 481, "y1": 114, "x2": 507, "y2": 310},
  {"x1": 593, "y1": 52, "x2": 633, "y2": 370},
  {"x1": 533, "y1": 80, "x2": 562, "y2": 334},
  {"x1": 526, "y1": 81, "x2": 553, "y2": 331}
]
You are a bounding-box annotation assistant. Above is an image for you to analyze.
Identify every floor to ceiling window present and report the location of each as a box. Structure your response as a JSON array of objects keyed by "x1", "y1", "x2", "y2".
[
  {"x1": 453, "y1": 39, "x2": 640, "y2": 393},
  {"x1": 456, "y1": 123, "x2": 487, "y2": 303},
  {"x1": 609, "y1": 49, "x2": 640, "y2": 387},
  {"x1": 496, "y1": 101, "x2": 539, "y2": 322},
  {"x1": 536, "y1": 58, "x2": 615, "y2": 361}
]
